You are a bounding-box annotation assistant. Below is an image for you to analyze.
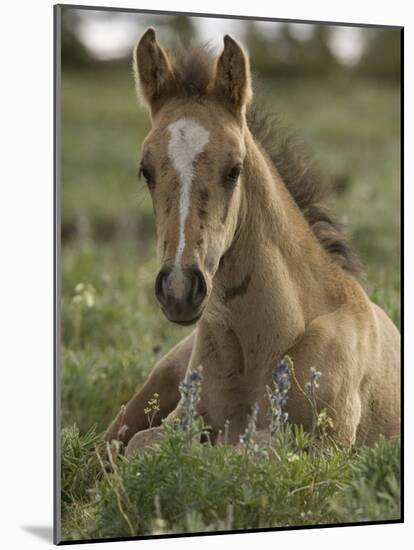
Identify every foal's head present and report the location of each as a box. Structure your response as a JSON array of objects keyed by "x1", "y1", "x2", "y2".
[{"x1": 134, "y1": 29, "x2": 253, "y2": 324}]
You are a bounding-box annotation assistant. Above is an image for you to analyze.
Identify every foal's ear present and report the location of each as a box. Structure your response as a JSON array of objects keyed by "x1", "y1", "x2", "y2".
[
  {"x1": 213, "y1": 35, "x2": 253, "y2": 116},
  {"x1": 133, "y1": 28, "x2": 177, "y2": 114}
]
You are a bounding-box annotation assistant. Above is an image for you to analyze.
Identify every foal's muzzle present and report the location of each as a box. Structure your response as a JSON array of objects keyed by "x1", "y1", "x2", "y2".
[{"x1": 155, "y1": 266, "x2": 207, "y2": 325}]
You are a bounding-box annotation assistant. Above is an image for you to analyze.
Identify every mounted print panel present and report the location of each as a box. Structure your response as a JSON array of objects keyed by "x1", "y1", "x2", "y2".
[{"x1": 54, "y1": 4, "x2": 402, "y2": 544}]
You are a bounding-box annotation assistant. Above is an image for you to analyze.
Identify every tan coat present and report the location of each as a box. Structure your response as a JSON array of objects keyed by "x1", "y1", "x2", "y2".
[{"x1": 106, "y1": 29, "x2": 400, "y2": 454}]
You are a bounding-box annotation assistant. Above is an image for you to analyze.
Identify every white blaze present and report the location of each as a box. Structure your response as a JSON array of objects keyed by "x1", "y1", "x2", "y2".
[{"x1": 167, "y1": 118, "x2": 210, "y2": 273}]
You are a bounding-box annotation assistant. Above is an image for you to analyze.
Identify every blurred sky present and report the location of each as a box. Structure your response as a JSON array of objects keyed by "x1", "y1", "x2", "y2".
[{"x1": 74, "y1": 10, "x2": 366, "y2": 65}]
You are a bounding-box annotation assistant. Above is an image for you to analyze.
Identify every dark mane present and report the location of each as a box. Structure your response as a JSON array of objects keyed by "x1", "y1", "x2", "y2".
[
  {"x1": 247, "y1": 107, "x2": 360, "y2": 275},
  {"x1": 171, "y1": 47, "x2": 359, "y2": 275},
  {"x1": 172, "y1": 45, "x2": 216, "y2": 97}
]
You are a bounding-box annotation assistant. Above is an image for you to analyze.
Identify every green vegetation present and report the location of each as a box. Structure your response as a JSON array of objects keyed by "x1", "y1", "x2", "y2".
[
  {"x1": 60, "y1": 63, "x2": 401, "y2": 540},
  {"x1": 61, "y1": 423, "x2": 400, "y2": 540}
]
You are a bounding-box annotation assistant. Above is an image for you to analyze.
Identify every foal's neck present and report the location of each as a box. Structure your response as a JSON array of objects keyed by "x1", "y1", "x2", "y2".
[{"x1": 209, "y1": 129, "x2": 345, "y2": 363}]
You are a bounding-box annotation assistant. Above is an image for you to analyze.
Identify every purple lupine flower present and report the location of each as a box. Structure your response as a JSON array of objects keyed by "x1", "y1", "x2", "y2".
[
  {"x1": 178, "y1": 366, "x2": 203, "y2": 431},
  {"x1": 267, "y1": 358, "x2": 291, "y2": 435}
]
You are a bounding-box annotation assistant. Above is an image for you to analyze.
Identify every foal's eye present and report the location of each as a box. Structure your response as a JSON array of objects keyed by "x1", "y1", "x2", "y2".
[
  {"x1": 139, "y1": 163, "x2": 152, "y2": 185},
  {"x1": 225, "y1": 164, "x2": 242, "y2": 185}
]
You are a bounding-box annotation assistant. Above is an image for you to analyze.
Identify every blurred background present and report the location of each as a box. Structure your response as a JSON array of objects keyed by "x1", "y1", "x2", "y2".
[{"x1": 60, "y1": 7, "x2": 401, "y2": 435}]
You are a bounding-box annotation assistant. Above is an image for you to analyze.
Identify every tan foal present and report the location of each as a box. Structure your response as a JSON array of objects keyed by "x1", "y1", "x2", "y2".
[{"x1": 106, "y1": 30, "x2": 400, "y2": 454}]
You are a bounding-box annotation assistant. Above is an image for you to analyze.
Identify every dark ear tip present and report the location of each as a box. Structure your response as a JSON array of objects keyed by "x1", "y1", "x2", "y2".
[
  {"x1": 136, "y1": 27, "x2": 157, "y2": 57},
  {"x1": 141, "y1": 27, "x2": 156, "y2": 43},
  {"x1": 223, "y1": 34, "x2": 244, "y2": 54},
  {"x1": 223, "y1": 34, "x2": 235, "y2": 46}
]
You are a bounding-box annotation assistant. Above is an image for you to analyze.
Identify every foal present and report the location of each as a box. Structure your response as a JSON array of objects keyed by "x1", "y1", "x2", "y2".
[{"x1": 106, "y1": 29, "x2": 400, "y2": 453}]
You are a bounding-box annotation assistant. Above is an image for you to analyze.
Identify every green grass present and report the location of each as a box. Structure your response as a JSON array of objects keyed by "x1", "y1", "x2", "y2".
[
  {"x1": 60, "y1": 63, "x2": 401, "y2": 540},
  {"x1": 61, "y1": 424, "x2": 400, "y2": 540},
  {"x1": 61, "y1": 240, "x2": 191, "y2": 434}
]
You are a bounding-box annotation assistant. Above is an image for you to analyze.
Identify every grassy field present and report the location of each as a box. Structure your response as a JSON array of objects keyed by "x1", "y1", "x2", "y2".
[{"x1": 60, "y1": 61, "x2": 401, "y2": 541}]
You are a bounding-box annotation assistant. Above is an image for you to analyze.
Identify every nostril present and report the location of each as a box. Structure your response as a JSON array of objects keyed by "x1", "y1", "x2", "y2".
[
  {"x1": 192, "y1": 273, "x2": 200, "y2": 302},
  {"x1": 162, "y1": 272, "x2": 168, "y2": 297},
  {"x1": 191, "y1": 269, "x2": 207, "y2": 305},
  {"x1": 156, "y1": 267, "x2": 206, "y2": 312},
  {"x1": 155, "y1": 268, "x2": 169, "y2": 305}
]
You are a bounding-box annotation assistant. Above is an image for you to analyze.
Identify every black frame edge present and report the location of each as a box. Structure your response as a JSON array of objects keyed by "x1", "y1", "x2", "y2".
[{"x1": 54, "y1": 3, "x2": 62, "y2": 546}]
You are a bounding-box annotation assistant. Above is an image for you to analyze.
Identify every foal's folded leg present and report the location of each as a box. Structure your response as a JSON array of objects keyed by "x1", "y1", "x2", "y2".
[
  {"x1": 105, "y1": 332, "x2": 195, "y2": 447},
  {"x1": 125, "y1": 426, "x2": 164, "y2": 457}
]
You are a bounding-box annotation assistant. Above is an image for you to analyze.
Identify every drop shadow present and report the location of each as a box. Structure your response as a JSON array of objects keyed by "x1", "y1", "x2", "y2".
[{"x1": 21, "y1": 525, "x2": 54, "y2": 543}]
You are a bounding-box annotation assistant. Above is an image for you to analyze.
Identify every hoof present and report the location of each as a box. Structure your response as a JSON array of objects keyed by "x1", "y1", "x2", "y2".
[
  {"x1": 125, "y1": 427, "x2": 163, "y2": 457},
  {"x1": 105, "y1": 405, "x2": 127, "y2": 444}
]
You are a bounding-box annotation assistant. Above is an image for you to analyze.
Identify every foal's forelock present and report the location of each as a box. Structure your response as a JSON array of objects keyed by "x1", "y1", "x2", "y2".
[{"x1": 167, "y1": 117, "x2": 210, "y2": 275}]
